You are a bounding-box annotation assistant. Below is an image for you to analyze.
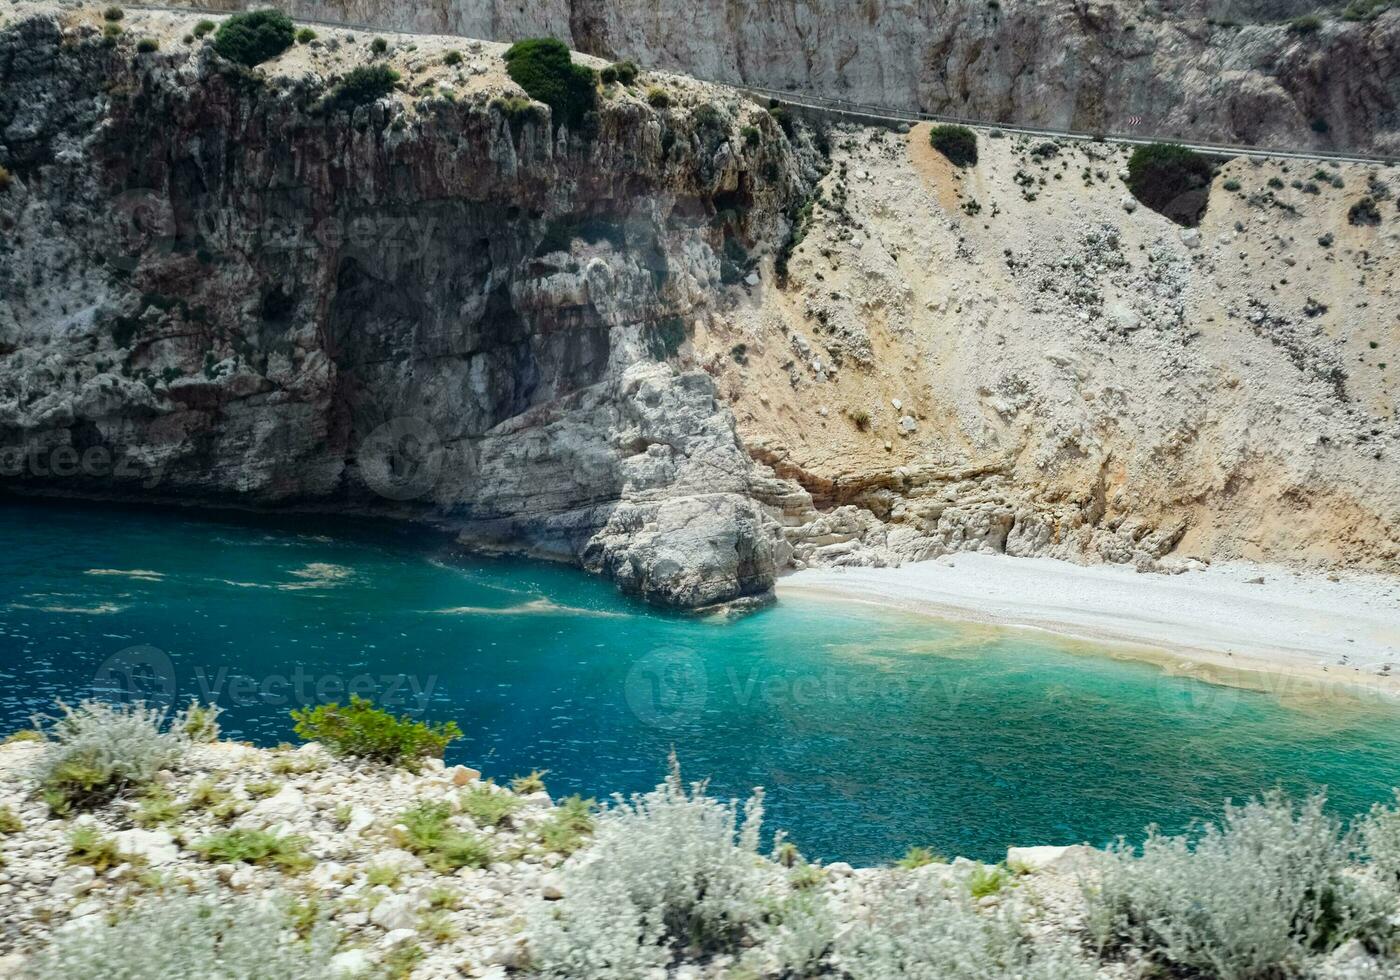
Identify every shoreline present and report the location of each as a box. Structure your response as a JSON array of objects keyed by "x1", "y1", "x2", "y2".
[{"x1": 779, "y1": 554, "x2": 1400, "y2": 704}]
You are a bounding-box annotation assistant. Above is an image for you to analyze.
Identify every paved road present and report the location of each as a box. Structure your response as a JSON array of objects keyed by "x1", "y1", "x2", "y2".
[{"x1": 124, "y1": 1, "x2": 1399, "y2": 166}]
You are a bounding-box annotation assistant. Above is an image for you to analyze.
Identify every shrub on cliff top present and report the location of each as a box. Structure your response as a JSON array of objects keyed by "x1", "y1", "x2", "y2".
[
  {"x1": 503, "y1": 37, "x2": 597, "y2": 131},
  {"x1": 1126, "y1": 142, "x2": 1215, "y2": 226},
  {"x1": 213, "y1": 9, "x2": 295, "y2": 68},
  {"x1": 0, "y1": 166, "x2": 11, "y2": 192},
  {"x1": 289, "y1": 694, "x2": 460, "y2": 767},
  {"x1": 327, "y1": 64, "x2": 401, "y2": 110},
  {"x1": 23, "y1": 892, "x2": 338, "y2": 980},
  {"x1": 929, "y1": 124, "x2": 978, "y2": 167},
  {"x1": 33, "y1": 700, "x2": 195, "y2": 814}
]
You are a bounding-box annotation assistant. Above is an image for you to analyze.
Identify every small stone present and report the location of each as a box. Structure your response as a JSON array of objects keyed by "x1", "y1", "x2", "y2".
[
  {"x1": 898, "y1": 415, "x2": 917, "y2": 434},
  {"x1": 744, "y1": 272, "x2": 760, "y2": 286},
  {"x1": 1180, "y1": 228, "x2": 1201, "y2": 249},
  {"x1": 329, "y1": 948, "x2": 374, "y2": 976},
  {"x1": 379, "y1": 927, "x2": 418, "y2": 948},
  {"x1": 69, "y1": 898, "x2": 104, "y2": 918},
  {"x1": 890, "y1": 398, "x2": 902, "y2": 410},
  {"x1": 111, "y1": 829, "x2": 178, "y2": 866},
  {"x1": 346, "y1": 805, "x2": 375, "y2": 836},
  {"x1": 450, "y1": 766, "x2": 482, "y2": 787},
  {"x1": 826, "y1": 862, "x2": 854, "y2": 877},
  {"x1": 370, "y1": 893, "x2": 417, "y2": 932},
  {"x1": 541, "y1": 875, "x2": 564, "y2": 900},
  {"x1": 49, "y1": 866, "x2": 95, "y2": 899}
]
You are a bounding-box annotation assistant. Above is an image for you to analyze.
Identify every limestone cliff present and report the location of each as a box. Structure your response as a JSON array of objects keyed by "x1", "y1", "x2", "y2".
[
  {"x1": 0, "y1": 3, "x2": 814, "y2": 609},
  {"x1": 3, "y1": 3, "x2": 1398, "y2": 609},
  {"x1": 186, "y1": 0, "x2": 1400, "y2": 154}
]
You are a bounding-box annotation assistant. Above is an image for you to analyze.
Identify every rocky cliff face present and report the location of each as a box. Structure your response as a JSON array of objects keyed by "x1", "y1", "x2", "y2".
[
  {"x1": 196, "y1": 0, "x2": 1400, "y2": 154},
  {"x1": 0, "y1": 4, "x2": 814, "y2": 609}
]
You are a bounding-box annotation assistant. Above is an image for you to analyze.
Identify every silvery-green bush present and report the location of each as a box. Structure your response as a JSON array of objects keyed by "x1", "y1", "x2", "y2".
[
  {"x1": 1360, "y1": 791, "x2": 1400, "y2": 885},
  {"x1": 22, "y1": 892, "x2": 339, "y2": 979},
  {"x1": 835, "y1": 872, "x2": 1094, "y2": 980},
  {"x1": 33, "y1": 700, "x2": 193, "y2": 810},
  {"x1": 1085, "y1": 791, "x2": 1394, "y2": 980},
  {"x1": 525, "y1": 755, "x2": 781, "y2": 978}
]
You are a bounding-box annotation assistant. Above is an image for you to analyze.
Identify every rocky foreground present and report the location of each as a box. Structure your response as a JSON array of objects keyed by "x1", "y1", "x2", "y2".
[{"x1": 0, "y1": 732, "x2": 1083, "y2": 978}]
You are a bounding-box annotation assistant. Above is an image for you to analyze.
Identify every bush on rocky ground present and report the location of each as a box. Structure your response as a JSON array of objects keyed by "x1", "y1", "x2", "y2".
[
  {"x1": 524, "y1": 754, "x2": 779, "y2": 978},
  {"x1": 289, "y1": 694, "x2": 459, "y2": 767},
  {"x1": 33, "y1": 700, "x2": 206, "y2": 814},
  {"x1": 212, "y1": 9, "x2": 295, "y2": 68},
  {"x1": 1126, "y1": 142, "x2": 1215, "y2": 226},
  {"x1": 837, "y1": 873, "x2": 1094, "y2": 979},
  {"x1": 929, "y1": 124, "x2": 978, "y2": 167},
  {"x1": 1085, "y1": 791, "x2": 1395, "y2": 980},
  {"x1": 21, "y1": 892, "x2": 338, "y2": 980},
  {"x1": 503, "y1": 38, "x2": 597, "y2": 131},
  {"x1": 325, "y1": 65, "x2": 401, "y2": 110}
]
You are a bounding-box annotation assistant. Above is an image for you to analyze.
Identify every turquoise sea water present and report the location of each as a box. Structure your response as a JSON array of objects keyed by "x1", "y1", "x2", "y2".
[{"x1": 1, "y1": 500, "x2": 1398, "y2": 865}]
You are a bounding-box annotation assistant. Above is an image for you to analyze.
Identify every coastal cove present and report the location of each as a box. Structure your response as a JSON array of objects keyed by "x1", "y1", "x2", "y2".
[{"x1": 3, "y1": 500, "x2": 1400, "y2": 866}]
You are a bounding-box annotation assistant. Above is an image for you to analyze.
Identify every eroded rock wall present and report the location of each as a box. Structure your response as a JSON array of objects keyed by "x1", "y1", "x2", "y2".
[{"x1": 0, "y1": 6, "x2": 813, "y2": 609}]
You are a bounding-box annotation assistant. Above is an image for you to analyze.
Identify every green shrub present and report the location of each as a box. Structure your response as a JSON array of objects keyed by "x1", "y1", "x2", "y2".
[
  {"x1": 193, "y1": 19, "x2": 216, "y2": 38},
  {"x1": 103, "y1": 23, "x2": 122, "y2": 38},
  {"x1": 193, "y1": 828, "x2": 313, "y2": 872},
  {"x1": 68, "y1": 826, "x2": 136, "y2": 872},
  {"x1": 34, "y1": 700, "x2": 193, "y2": 814},
  {"x1": 370, "y1": 36, "x2": 387, "y2": 54},
  {"x1": 967, "y1": 864, "x2": 1007, "y2": 898},
  {"x1": 103, "y1": 6, "x2": 123, "y2": 21},
  {"x1": 599, "y1": 65, "x2": 618, "y2": 84},
  {"x1": 1084, "y1": 791, "x2": 1393, "y2": 980},
  {"x1": 1222, "y1": 178, "x2": 1242, "y2": 191},
  {"x1": 503, "y1": 38, "x2": 597, "y2": 131},
  {"x1": 535, "y1": 795, "x2": 594, "y2": 855},
  {"x1": 134, "y1": 786, "x2": 184, "y2": 828},
  {"x1": 1349, "y1": 196, "x2": 1382, "y2": 226},
  {"x1": 393, "y1": 800, "x2": 493, "y2": 872},
  {"x1": 23, "y1": 892, "x2": 338, "y2": 979},
  {"x1": 895, "y1": 845, "x2": 942, "y2": 870},
  {"x1": 462, "y1": 785, "x2": 522, "y2": 828},
  {"x1": 326, "y1": 64, "x2": 400, "y2": 109},
  {"x1": 1287, "y1": 14, "x2": 1322, "y2": 33},
  {"x1": 493, "y1": 95, "x2": 546, "y2": 125},
  {"x1": 289, "y1": 694, "x2": 459, "y2": 766},
  {"x1": 2, "y1": 728, "x2": 41, "y2": 743},
  {"x1": 1342, "y1": 0, "x2": 1396, "y2": 20},
  {"x1": 612, "y1": 60, "x2": 639, "y2": 85},
  {"x1": 0, "y1": 805, "x2": 21, "y2": 835},
  {"x1": 296, "y1": 27, "x2": 315, "y2": 44},
  {"x1": 443, "y1": 49, "x2": 462, "y2": 66},
  {"x1": 136, "y1": 37, "x2": 158, "y2": 53},
  {"x1": 741, "y1": 124, "x2": 761, "y2": 147},
  {"x1": 0, "y1": 166, "x2": 11, "y2": 192},
  {"x1": 512, "y1": 768, "x2": 548, "y2": 794},
  {"x1": 1125, "y1": 142, "x2": 1214, "y2": 225},
  {"x1": 212, "y1": 9, "x2": 295, "y2": 67},
  {"x1": 645, "y1": 86, "x2": 671, "y2": 109},
  {"x1": 929, "y1": 124, "x2": 978, "y2": 167}
]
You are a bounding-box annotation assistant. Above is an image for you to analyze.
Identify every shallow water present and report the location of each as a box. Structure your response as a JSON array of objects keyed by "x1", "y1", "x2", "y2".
[{"x1": 2, "y1": 500, "x2": 1398, "y2": 864}]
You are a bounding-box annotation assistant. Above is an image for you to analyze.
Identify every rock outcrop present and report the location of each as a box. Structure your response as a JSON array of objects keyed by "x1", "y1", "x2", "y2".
[
  {"x1": 187, "y1": 0, "x2": 1400, "y2": 154},
  {"x1": 0, "y1": 4, "x2": 813, "y2": 609}
]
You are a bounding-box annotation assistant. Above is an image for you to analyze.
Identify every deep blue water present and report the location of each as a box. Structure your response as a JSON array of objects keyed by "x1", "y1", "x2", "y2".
[{"x1": 2, "y1": 499, "x2": 1398, "y2": 864}]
